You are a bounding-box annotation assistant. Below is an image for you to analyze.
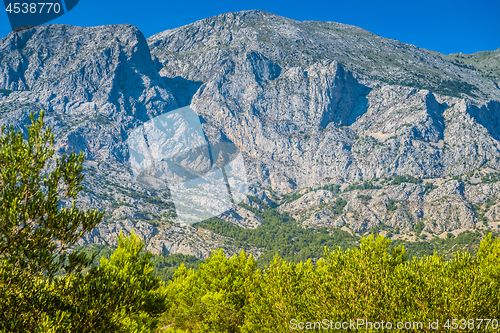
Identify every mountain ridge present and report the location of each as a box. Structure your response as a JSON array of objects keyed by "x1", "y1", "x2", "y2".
[
  {"x1": 148, "y1": 9, "x2": 500, "y2": 101},
  {"x1": 1, "y1": 11, "x2": 500, "y2": 259}
]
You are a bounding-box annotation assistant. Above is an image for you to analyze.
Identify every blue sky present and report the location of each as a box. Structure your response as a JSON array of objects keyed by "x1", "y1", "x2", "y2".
[{"x1": 1, "y1": 0, "x2": 499, "y2": 55}]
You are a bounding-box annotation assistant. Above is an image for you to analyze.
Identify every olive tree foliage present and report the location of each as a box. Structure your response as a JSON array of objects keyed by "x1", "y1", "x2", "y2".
[
  {"x1": 0, "y1": 111, "x2": 170, "y2": 332},
  {"x1": 0, "y1": 111, "x2": 103, "y2": 277},
  {"x1": 161, "y1": 234, "x2": 500, "y2": 333}
]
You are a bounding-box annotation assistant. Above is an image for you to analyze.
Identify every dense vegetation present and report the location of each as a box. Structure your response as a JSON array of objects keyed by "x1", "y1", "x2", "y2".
[
  {"x1": 79, "y1": 223, "x2": 498, "y2": 283},
  {"x1": 161, "y1": 234, "x2": 500, "y2": 332},
  {"x1": 395, "y1": 77, "x2": 479, "y2": 98},
  {"x1": 79, "y1": 244, "x2": 202, "y2": 282},
  {"x1": 196, "y1": 208, "x2": 358, "y2": 267},
  {"x1": 0, "y1": 112, "x2": 168, "y2": 332},
  {"x1": 345, "y1": 180, "x2": 382, "y2": 191},
  {"x1": 385, "y1": 175, "x2": 422, "y2": 185},
  {"x1": 0, "y1": 89, "x2": 13, "y2": 96},
  {"x1": 392, "y1": 230, "x2": 491, "y2": 260}
]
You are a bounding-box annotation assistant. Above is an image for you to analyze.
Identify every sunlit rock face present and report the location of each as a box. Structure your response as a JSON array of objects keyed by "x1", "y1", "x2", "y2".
[
  {"x1": 127, "y1": 106, "x2": 249, "y2": 225},
  {"x1": 1, "y1": 10, "x2": 500, "y2": 257}
]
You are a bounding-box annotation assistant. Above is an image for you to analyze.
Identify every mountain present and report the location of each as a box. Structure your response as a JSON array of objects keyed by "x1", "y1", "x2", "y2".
[
  {"x1": 148, "y1": 10, "x2": 500, "y2": 100},
  {"x1": 1, "y1": 10, "x2": 500, "y2": 259}
]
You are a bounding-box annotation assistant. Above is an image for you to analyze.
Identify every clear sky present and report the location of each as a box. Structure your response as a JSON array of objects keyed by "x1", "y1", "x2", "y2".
[{"x1": 1, "y1": 0, "x2": 499, "y2": 55}]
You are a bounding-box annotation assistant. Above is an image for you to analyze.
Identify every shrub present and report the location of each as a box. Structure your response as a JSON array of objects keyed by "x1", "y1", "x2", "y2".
[
  {"x1": 390, "y1": 175, "x2": 422, "y2": 186},
  {"x1": 163, "y1": 234, "x2": 500, "y2": 332},
  {"x1": 0, "y1": 111, "x2": 167, "y2": 332}
]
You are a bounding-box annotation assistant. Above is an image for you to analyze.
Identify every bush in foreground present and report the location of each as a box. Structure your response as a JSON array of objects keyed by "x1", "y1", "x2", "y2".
[
  {"x1": 0, "y1": 112, "x2": 166, "y2": 332},
  {"x1": 163, "y1": 234, "x2": 500, "y2": 333}
]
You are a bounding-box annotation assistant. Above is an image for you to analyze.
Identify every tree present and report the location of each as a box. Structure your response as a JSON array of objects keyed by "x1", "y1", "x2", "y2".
[
  {"x1": 97, "y1": 230, "x2": 168, "y2": 331},
  {"x1": 0, "y1": 110, "x2": 103, "y2": 278},
  {"x1": 0, "y1": 111, "x2": 103, "y2": 331},
  {"x1": 65, "y1": 231, "x2": 169, "y2": 332},
  {"x1": 162, "y1": 249, "x2": 257, "y2": 332},
  {"x1": 0, "y1": 111, "x2": 168, "y2": 332}
]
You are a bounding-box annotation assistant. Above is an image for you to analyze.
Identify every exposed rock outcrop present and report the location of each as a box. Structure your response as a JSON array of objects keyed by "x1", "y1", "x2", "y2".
[{"x1": 1, "y1": 11, "x2": 500, "y2": 257}]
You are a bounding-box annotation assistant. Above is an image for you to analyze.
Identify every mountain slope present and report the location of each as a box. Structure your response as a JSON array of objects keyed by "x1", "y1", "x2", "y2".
[
  {"x1": 148, "y1": 10, "x2": 500, "y2": 101},
  {"x1": 1, "y1": 11, "x2": 500, "y2": 258}
]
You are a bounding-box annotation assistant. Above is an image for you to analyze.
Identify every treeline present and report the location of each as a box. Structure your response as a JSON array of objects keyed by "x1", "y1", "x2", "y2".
[
  {"x1": 79, "y1": 228, "x2": 496, "y2": 284},
  {"x1": 69, "y1": 232, "x2": 500, "y2": 333},
  {"x1": 196, "y1": 208, "x2": 358, "y2": 267},
  {"x1": 13, "y1": 232, "x2": 500, "y2": 332},
  {"x1": 160, "y1": 234, "x2": 500, "y2": 332},
  {"x1": 196, "y1": 202, "x2": 495, "y2": 267},
  {"x1": 79, "y1": 244, "x2": 202, "y2": 282}
]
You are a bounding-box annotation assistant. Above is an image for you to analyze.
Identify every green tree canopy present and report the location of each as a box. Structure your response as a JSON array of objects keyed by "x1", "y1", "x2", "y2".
[
  {"x1": 0, "y1": 110, "x2": 104, "y2": 278},
  {"x1": 0, "y1": 111, "x2": 168, "y2": 332}
]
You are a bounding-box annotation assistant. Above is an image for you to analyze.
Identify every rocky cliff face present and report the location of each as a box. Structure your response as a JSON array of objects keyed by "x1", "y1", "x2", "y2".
[
  {"x1": 188, "y1": 51, "x2": 500, "y2": 193},
  {"x1": 0, "y1": 23, "x2": 179, "y2": 160},
  {"x1": 148, "y1": 10, "x2": 500, "y2": 101},
  {"x1": 1, "y1": 10, "x2": 500, "y2": 259}
]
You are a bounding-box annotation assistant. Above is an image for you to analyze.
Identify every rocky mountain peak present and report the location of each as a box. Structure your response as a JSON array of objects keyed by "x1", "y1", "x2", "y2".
[
  {"x1": 149, "y1": 10, "x2": 500, "y2": 101},
  {"x1": 0, "y1": 24, "x2": 177, "y2": 122}
]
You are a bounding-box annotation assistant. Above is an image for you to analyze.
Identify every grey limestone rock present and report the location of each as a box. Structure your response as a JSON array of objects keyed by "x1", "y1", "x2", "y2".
[{"x1": 2, "y1": 10, "x2": 500, "y2": 254}]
